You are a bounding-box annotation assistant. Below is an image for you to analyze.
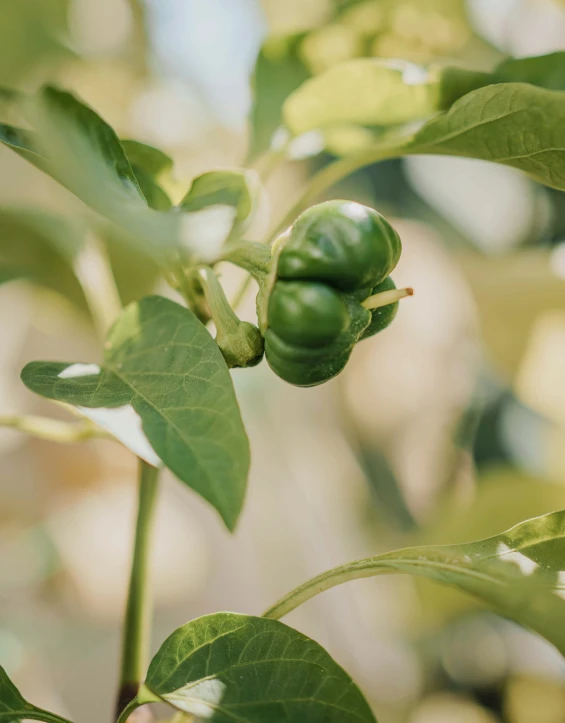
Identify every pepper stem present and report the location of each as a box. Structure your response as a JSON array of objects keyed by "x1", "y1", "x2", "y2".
[{"x1": 362, "y1": 287, "x2": 414, "y2": 310}]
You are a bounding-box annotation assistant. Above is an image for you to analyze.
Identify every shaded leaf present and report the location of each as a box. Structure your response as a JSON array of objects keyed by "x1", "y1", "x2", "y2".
[
  {"x1": 0, "y1": 665, "x2": 73, "y2": 723},
  {"x1": 248, "y1": 35, "x2": 310, "y2": 160},
  {"x1": 121, "y1": 140, "x2": 173, "y2": 211},
  {"x1": 265, "y1": 510, "x2": 565, "y2": 656},
  {"x1": 145, "y1": 612, "x2": 376, "y2": 723},
  {"x1": 21, "y1": 296, "x2": 249, "y2": 530},
  {"x1": 494, "y1": 52, "x2": 565, "y2": 91}
]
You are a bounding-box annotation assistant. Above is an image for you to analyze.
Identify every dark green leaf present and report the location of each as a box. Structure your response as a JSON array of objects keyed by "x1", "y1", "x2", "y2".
[
  {"x1": 406, "y1": 83, "x2": 565, "y2": 191},
  {"x1": 494, "y1": 52, "x2": 565, "y2": 91},
  {"x1": 121, "y1": 140, "x2": 173, "y2": 211},
  {"x1": 145, "y1": 612, "x2": 376, "y2": 723},
  {"x1": 265, "y1": 510, "x2": 565, "y2": 656},
  {"x1": 0, "y1": 665, "x2": 73, "y2": 723},
  {"x1": 21, "y1": 295, "x2": 249, "y2": 530},
  {"x1": 248, "y1": 35, "x2": 310, "y2": 160}
]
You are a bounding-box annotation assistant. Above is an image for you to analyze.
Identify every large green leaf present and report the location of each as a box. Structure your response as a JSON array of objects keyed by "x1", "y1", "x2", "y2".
[
  {"x1": 144, "y1": 612, "x2": 376, "y2": 723},
  {"x1": 20, "y1": 295, "x2": 249, "y2": 530},
  {"x1": 0, "y1": 87, "x2": 234, "y2": 262},
  {"x1": 264, "y1": 511, "x2": 565, "y2": 656},
  {"x1": 406, "y1": 82, "x2": 565, "y2": 191},
  {"x1": 0, "y1": 665, "x2": 73, "y2": 723}
]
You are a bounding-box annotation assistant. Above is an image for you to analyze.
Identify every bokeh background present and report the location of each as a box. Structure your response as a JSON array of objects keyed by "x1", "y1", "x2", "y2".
[{"x1": 2, "y1": 1, "x2": 565, "y2": 722}]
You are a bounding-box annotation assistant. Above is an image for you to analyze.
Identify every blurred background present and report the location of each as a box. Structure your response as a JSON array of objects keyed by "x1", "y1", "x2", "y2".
[{"x1": 2, "y1": 1, "x2": 565, "y2": 722}]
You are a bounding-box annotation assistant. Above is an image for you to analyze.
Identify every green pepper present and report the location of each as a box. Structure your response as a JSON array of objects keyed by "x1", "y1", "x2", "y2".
[{"x1": 264, "y1": 200, "x2": 410, "y2": 387}]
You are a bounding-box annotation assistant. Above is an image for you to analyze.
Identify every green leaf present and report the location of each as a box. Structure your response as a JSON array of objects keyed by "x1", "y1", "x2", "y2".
[
  {"x1": 494, "y1": 51, "x2": 565, "y2": 91},
  {"x1": 282, "y1": 58, "x2": 441, "y2": 136},
  {"x1": 0, "y1": 207, "x2": 85, "y2": 305},
  {"x1": 264, "y1": 510, "x2": 565, "y2": 656},
  {"x1": 179, "y1": 170, "x2": 259, "y2": 239},
  {"x1": 406, "y1": 82, "x2": 565, "y2": 191},
  {"x1": 0, "y1": 87, "x2": 234, "y2": 263},
  {"x1": 248, "y1": 35, "x2": 311, "y2": 160},
  {"x1": 20, "y1": 295, "x2": 249, "y2": 530},
  {"x1": 121, "y1": 140, "x2": 173, "y2": 211},
  {"x1": 0, "y1": 665, "x2": 73, "y2": 723},
  {"x1": 145, "y1": 612, "x2": 376, "y2": 723}
]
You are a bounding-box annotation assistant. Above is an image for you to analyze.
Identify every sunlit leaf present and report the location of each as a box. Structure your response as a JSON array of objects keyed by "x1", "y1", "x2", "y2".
[
  {"x1": 21, "y1": 296, "x2": 249, "y2": 530},
  {"x1": 283, "y1": 58, "x2": 441, "y2": 136},
  {"x1": 179, "y1": 169, "x2": 259, "y2": 242},
  {"x1": 265, "y1": 510, "x2": 565, "y2": 657},
  {"x1": 406, "y1": 83, "x2": 565, "y2": 191},
  {"x1": 145, "y1": 612, "x2": 376, "y2": 723},
  {"x1": 0, "y1": 665, "x2": 73, "y2": 723}
]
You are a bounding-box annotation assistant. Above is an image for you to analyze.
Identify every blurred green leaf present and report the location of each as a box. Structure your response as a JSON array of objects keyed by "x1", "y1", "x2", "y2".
[
  {"x1": 121, "y1": 140, "x2": 173, "y2": 211},
  {"x1": 0, "y1": 0, "x2": 71, "y2": 86},
  {"x1": 0, "y1": 664, "x2": 73, "y2": 723},
  {"x1": 21, "y1": 296, "x2": 249, "y2": 531},
  {"x1": 248, "y1": 35, "x2": 310, "y2": 160},
  {"x1": 0, "y1": 87, "x2": 233, "y2": 263},
  {"x1": 145, "y1": 612, "x2": 376, "y2": 722},
  {"x1": 494, "y1": 52, "x2": 565, "y2": 91},
  {"x1": 265, "y1": 509, "x2": 565, "y2": 657},
  {"x1": 283, "y1": 58, "x2": 440, "y2": 136}
]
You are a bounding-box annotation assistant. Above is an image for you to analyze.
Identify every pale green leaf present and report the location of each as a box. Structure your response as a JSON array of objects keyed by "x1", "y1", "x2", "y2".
[
  {"x1": 0, "y1": 87, "x2": 232, "y2": 263},
  {"x1": 0, "y1": 665, "x2": 73, "y2": 723},
  {"x1": 180, "y1": 169, "x2": 259, "y2": 240},
  {"x1": 145, "y1": 612, "x2": 376, "y2": 723},
  {"x1": 20, "y1": 295, "x2": 249, "y2": 530},
  {"x1": 282, "y1": 58, "x2": 441, "y2": 136},
  {"x1": 264, "y1": 510, "x2": 565, "y2": 656}
]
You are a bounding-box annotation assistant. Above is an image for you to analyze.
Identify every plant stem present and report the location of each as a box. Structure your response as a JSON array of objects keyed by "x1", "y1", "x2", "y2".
[
  {"x1": 0, "y1": 414, "x2": 113, "y2": 443},
  {"x1": 116, "y1": 460, "x2": 160, "y2": 719},
  {"x1": 362, "y1": 286, "x2": 414, "y2": 310},
  {"x1": 73, "y1": 233, "x2": 122, "y2": 339}
]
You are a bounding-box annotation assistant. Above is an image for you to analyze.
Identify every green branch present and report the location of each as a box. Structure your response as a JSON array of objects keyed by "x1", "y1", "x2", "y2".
[{"x1": 0, "y1": 414, "x2": 113, "y2": 443}]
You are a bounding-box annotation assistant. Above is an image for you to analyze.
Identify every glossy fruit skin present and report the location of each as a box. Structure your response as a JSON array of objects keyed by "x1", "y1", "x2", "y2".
[
  {"x1": 264, "y1": 201, "x2": 402, "y2": 387},
  {"x1": 276, "y1": 199, "x2": 401, "y2": 292}
]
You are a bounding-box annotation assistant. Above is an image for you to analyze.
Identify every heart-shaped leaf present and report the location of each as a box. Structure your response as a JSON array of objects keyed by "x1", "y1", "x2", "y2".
[
  {"x1": 21, "y1": 295, "x2": 249, "y2": 530},
  {"x1": 0, "y1": 665, "x2": 73, "y2": 723},
  {"x1": 145, "y1": 612, "x2": 376, "y2": 723},
  {"x1": 265, "y1": 510, "x2": 565, "y2": 656}
]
